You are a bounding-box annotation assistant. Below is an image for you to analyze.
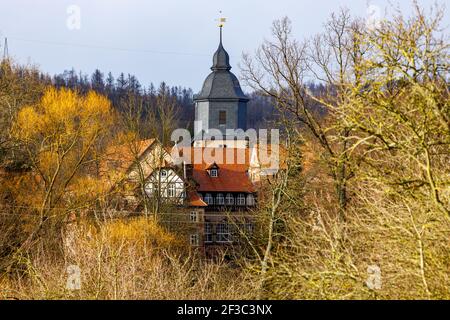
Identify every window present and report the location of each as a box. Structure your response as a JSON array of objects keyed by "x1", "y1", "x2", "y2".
[
  {"x1": 210, "y1": 169, "x2": 218, "y2": 177},
  {"x1": 189, "y1": 211, "x2": 198, "y2": 222},
  {"x1": 190, "y1": 234, "x2": 199, "y2": 246},
  {"x1": 216, "y1": 222, "x2": 231, "y2": 243},
  {"x1": 216, "y1": 194, "x2": 224, "y2": 205},
  {"x1": 219, "y1": 110, "x2": 226, "y2": 125},
  {"x1": 160, "y1": 170, "x2": 167, "y2": 178},
  {"x1": 204, "y1": 193, "x2": 213, "y2": 205},
  {"x1": 237, "y1": 194, "x2": 246, "y2": 206},
  {"x1": 167, "y1": 183, "x2": 176, "y2": 197},
  {"x1": 190, "y1": 211, "x2": 198, "y2": 222},
  {"x1": 246, "y1": 194, "x2": 255, "y2": 206},
  {"x1": 146, "y1": 182, "x2": 157, "y2": 196},
  {"x1": 205, "y1": 223, "x2": 213, "y2": 243},
  {"x1": 225, "y1": 193, "x2": 234, "y2": 206}
]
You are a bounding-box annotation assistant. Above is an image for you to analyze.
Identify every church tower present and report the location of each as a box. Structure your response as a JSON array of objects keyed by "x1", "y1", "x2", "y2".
[{"x1": 193, "y1": 25, "x2": 249, "y2": 148}]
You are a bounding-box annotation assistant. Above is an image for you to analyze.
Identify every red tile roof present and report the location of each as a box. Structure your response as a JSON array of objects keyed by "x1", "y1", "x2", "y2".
[
  {"x1": 193, "y1": 166, "x2": 255, "y2": 193},
  {"x1": 101, "y1": 139, "x2": 156, "y2": 175},
  {"x1": 187, "y1": 191, "x2": 207, "y2": 207}
]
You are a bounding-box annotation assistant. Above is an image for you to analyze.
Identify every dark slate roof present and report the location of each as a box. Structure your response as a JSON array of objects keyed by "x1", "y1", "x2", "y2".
[
  {"x1": 212, "y1": 42, "x2": 231, "y2": 71},
  {"x1": 194, "y1": 35, "x2": 249, "y2": 102}
]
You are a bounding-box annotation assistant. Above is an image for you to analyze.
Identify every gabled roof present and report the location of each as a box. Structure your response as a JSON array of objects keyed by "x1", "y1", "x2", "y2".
[
  {"x1": 144, "y1": 165, "x2": 183, "y2": 181},
  {"x1": 205, "y1": 162, "x2": 220, "y2": 170},
  {"x1": 101, "y1": 139, "x2": 156, "y2": 175}
]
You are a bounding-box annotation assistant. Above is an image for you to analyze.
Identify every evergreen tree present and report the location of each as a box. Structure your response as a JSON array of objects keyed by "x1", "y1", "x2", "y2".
[{"x1": 91, "y1": 69, "x2": 105, "y2": 94}]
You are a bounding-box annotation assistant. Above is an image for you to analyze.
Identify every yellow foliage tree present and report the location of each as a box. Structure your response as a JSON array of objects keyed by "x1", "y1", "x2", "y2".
[{"x1": 12, "y1": 87, "x2": 114, "y2": 244}]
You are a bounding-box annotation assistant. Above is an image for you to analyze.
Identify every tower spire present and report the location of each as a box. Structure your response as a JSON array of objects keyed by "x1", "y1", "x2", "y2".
[
  {"x1": 193, "y1": 14, "x2": 249, "y2": 142},
  {"x1": 212, "y1": 16, "x2": 230, "y2": 71}
]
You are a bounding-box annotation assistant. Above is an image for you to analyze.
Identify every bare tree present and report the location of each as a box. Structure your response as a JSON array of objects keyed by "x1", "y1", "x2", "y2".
[
  {"x1": 340, "y1": 3, "x2": 450, "y2": 218},
  {"x1": 241, "y1": 11, "x2": 366, "y2": 219}
]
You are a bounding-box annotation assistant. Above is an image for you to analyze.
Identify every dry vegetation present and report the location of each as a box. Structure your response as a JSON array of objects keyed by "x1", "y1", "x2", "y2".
[{"x1": 0, "y1": 218, "x2": 251, "y2": 300}]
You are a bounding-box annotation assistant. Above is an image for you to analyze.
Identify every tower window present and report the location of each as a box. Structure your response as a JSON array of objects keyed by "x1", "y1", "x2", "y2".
[{"x1": 219, "y1": 110, "x2": 226, "y2": 125}]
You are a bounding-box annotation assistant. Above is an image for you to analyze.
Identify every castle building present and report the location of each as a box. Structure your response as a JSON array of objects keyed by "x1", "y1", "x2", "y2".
[{"x1": 103, "y1": 26, "x2": 282, "y2": 256}]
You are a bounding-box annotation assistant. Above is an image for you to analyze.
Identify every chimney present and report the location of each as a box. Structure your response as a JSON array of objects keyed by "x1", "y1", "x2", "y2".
[{"x1": 185, "y1": 163, "x2": 194, "y2": 179}]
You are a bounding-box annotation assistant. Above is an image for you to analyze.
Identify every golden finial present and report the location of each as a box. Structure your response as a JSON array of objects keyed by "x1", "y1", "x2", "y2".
[
  {"x1": 215, "y1": 11, "x2": 227, "y2": 28},
  {"x1": 218, "y1": 17, "x2": 226, "y2": 28}
]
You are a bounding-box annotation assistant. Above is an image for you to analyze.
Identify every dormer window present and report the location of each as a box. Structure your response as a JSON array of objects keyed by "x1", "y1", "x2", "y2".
[
  {"x1": 207, "y1": 163, "x2": 219, "y2": 177},
  {"x1": 160, "y1": 170, "x2": 167, "y2": 178}
]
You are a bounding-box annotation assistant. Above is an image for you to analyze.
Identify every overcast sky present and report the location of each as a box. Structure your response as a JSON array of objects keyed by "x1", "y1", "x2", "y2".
[{"x1": 0, "y1": 0, "x2": 448, "y2": 92}]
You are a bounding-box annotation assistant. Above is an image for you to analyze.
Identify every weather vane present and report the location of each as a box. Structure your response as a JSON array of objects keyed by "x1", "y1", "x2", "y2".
[
  {"x1": 216, "y1": 11, "x2": 227, "y2": 28},
  {"x1": 215, "y1": 11, "x2": 227, "y2": 43}
]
